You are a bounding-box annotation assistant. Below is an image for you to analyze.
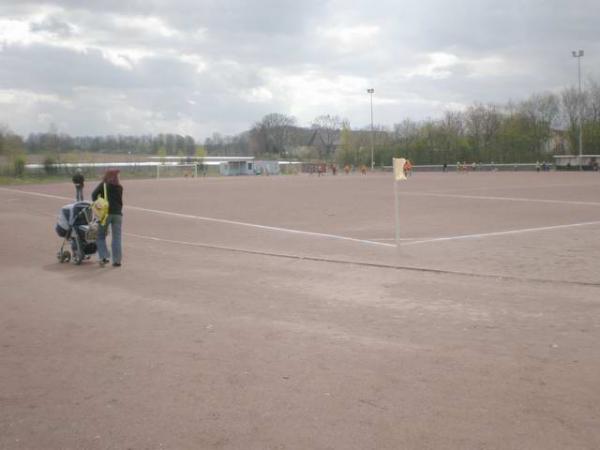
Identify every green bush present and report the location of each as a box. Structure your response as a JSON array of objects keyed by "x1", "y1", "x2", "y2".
[{"x1": 13, "y1": 155, "x2": 26, "y2": 177}]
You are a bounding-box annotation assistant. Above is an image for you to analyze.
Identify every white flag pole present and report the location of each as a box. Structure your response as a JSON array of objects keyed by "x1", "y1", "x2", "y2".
[
  {"x1": 392, "y1": 158, "x2": 406, "y2": 247},
  {"x1": 394, "y1": 177, "x2": 401, "y2": 246}
]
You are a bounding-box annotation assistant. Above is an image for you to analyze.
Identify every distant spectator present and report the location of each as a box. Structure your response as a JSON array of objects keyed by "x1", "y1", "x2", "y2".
[{"x1": 72, "y1": 169, "x2": 84, "y2": 201}]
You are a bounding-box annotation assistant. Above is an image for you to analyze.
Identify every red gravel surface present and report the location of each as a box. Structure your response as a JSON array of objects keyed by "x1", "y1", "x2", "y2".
[{"x1": 1, "y1": 172, "x2": 599, "y2": 449}]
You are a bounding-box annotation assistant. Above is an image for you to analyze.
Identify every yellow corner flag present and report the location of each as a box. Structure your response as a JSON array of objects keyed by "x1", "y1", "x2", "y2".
[{"x1": 393, "y1": 158, "x2": 407, "y2": 181}]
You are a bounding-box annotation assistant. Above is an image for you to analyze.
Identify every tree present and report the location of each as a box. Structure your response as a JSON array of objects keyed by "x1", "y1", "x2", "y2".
[
  {"x1": 0, "y1": 124, "x2": 9, "y2": 156},
  {"x1": 157, "y1": 147, "x2": 167, "y2": 161},
  {"x1": 248, "y1": 126, "x2": 268, "y2": 157},
  {"x1": 46, "y1": 123, "x2": 60, "y2": 154},
  {"x1": 0, "y1": 125, "x2": 24, "y2": 156},
  {"x1": 464, "y1": 104, "x2": 501, "y2": 162},
  {"x1": 43, "y1": 155, "x2": 57, "y2": 174},
  {"x1": 439, "y1": 111, "x2": 466, "y2": 163},
  {"x1": 517, "y1": 93, "x2": 560, "y2": 157},
  {"x1": 561, "y1": 87, "x2": 582, "y2": 153},
  {"x1": 13, "y1": 154, "x2": 26, "y2": 177},
  {"x1": 311, "y1": 114, "x2": 341, "y2": 159},
  {"x1": 251, "y1": 113, "x2": 297, "y2": 157},
  {"x1": 0, "y1": 125, "x2": 27, "y2": 176},
  {"x1": 582, "y1": 79, "x2": 600, "y2": 153},
  {"x1": 336, "y1": 120, "x2": 357, "y2": 166},
  {"x1": 184, "y1": 136, "x2": 196, "y2": 156}
]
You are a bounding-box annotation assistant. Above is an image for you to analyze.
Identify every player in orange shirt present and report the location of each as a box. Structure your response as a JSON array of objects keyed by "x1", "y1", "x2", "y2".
[{"x1": 403, "y1": 159, "x2": 413, "y2": 177}]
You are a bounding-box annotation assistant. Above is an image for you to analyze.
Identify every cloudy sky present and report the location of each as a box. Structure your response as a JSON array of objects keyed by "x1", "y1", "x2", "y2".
[{"x1": 0, "y1": 0, "x2": 598, "y2": 140}]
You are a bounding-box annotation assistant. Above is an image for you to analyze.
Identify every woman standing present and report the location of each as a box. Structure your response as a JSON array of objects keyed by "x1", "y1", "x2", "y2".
[{"x1": 91, "y1": 169, "x2": 123, "y2": 267}]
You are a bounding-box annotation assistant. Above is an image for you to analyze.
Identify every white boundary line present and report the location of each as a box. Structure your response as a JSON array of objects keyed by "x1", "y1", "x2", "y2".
[
  {"x1": 124, "y1": 231, "x2": 298, "y2": 256},
  {"x1": 432, "y1": 181, "x2": 600, "y2": 196},
  {"x1": 126, "y1": 205, "x2": 395, "y2": 248},
  {"x1": 0, "y1": 187, "x2": 70, "y2": 202},
  {"x1": 4, "y1": 186, "x2": 599, "y2": 247},
  {"x1": 401, "y1": 221, "x2": 600, "y2": 246},
  {"x1": 401, "y1": 191, "x2": 600, "y2": 207},
  {"x1": 366, "y1": 237, "x2": 415, "y2": 241},
  {"x1": 0, "y1": 187, "x2": 395, "y2": 248}
]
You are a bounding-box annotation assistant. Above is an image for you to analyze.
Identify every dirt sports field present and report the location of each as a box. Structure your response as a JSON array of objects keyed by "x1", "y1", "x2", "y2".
[{"x1": 1, "y1": 171, "x2": 599, "y2": 450}]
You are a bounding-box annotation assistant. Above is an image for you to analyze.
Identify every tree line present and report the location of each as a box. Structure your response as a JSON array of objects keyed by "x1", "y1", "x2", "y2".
[
  {"x1": 207, "y1": 78, "x2": 600, "y2": 166},
  {"x1": 24, "y1": 131, "x2": 197, "y2": 156},
  {"x1": 2, "y1": 77, "x2": 600, "y2": 174}
]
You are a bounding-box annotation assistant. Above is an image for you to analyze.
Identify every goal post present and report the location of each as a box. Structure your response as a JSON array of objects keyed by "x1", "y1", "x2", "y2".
[{"x1": 156, "y1": 163, "x2": 198, "y2": 179}]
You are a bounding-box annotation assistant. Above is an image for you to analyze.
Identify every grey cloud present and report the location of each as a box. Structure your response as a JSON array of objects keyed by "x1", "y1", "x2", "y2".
[
  {"x1": 30, "y1": 17, "x2": 74, "y2": 37},
  {"x1": 0, "y1": 0, "x2": 599, "y2": 137}
]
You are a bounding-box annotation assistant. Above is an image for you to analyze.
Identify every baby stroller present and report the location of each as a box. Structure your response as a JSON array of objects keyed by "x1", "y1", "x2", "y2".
[{"x1": 55, "y1": 201, "x2": 98, "y2": 265}]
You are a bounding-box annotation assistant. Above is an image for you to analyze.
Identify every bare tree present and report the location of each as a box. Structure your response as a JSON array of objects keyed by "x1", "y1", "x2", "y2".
[
  {"x1": 561, "y1": 87, "x2": 582, "y2": 151},
  {"x1": 252, "y1": 113, "x2": 297, "y2": 156},
  {"x1": 583, "y1": 79, "x2": 600, "y2": 152},
  {"x1": 311, "y1": 114, "x2": 341, "y2": 159},
  {"x1": 439, "y1": 110, "x2": 465, "y2": 161},
  {"x1": 464, "y1": 104, "x2": 501, "y2": 158},
  {"x1": 518, "y1": 93, "x2": 560, "y2": 153},
  {"x1": 520, "y1": 93, "x2": 560, "y2": 127},
  {"x1": 393, "y1": 119, "x2": 419, "y2": 142}
]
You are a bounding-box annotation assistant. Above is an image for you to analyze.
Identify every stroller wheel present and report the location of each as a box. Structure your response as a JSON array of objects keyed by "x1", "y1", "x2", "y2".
[
  {"x1": 59, "y1": 250, "x2": 71, "y2": 263},
  {"x1": 73, "y1": 253, "x2": 84, "y2": 265}
]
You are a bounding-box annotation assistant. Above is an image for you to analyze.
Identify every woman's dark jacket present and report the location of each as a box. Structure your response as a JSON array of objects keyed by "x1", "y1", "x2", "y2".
[
  {"x1": 91, "y1": 183, "x2": 123, "y2": 215},
  {"x1": 72, "y1": 173, "x2": 84, "y2": 186}
]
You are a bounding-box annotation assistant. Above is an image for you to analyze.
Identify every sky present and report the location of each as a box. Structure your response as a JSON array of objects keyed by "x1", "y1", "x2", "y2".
[{"x1": 0, "y1": 0, "x2": 598, "y2": 140}]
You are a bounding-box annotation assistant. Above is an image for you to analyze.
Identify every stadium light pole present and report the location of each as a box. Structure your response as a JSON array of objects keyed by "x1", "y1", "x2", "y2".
[
  {"x1": 367, "y1": 88, "x2": 375, "y2": 170},
  {"x1": 572, "y1": 50, "x2": 584, "y2": 170}
]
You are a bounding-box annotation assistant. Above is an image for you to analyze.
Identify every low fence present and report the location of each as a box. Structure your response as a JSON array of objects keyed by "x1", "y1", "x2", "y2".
[
  {"x1": 22, "y1": 161, "x2": 199, "y2": 179},
  {"x1": 382, "y1": 163, "x2": 553, "y2": 172},
  {"x1": 9, "y1": 160, "x2": 599, "y2": 180}
]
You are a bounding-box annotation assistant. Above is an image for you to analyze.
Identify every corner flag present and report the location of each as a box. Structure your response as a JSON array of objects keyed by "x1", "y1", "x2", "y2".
[{"x1": 393, "y1": 158, "x2": 407, "y2": 181}]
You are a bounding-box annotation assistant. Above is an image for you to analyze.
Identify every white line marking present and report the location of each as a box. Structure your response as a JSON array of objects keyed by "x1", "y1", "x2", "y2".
[
  {"x1": 366, "y1": 237, "x2": 415, "y2": 241},
  {"x1": 5, "y1": 186, "x2": 598, "y2": 247},
  {"x1": 125, "y1": 232, "x2": 294, "y2": 255},
  {"x1": 437, "y1": 181, "x2": 600, "y2": 195},
  {"x1": 127, "y1": 205, "x2": 395, "y2": 248},
  {"x1": 401, "y1": 221, "x2": 600, "y2": 245},
  {"x1": 401, "y1": 191, "x2": 600, "y2": 207},
  {"x1": 0, "y1": 187, "x2": 71, "y2": 201},
  {"x1": 120, "y1": 232, "x2": 600, "y2": 288},
  {"x1": 0, "y1": 187, "x2": 394, "y2": 248}
]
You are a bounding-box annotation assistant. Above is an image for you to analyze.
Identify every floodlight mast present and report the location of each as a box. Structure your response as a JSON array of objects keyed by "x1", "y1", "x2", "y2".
[
  {"x1": 367, "y1": 88, "x2": 374, "y2": 170},
  {"x1": 572, "y1": 50, "x2": 584, "y2": 170}
]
